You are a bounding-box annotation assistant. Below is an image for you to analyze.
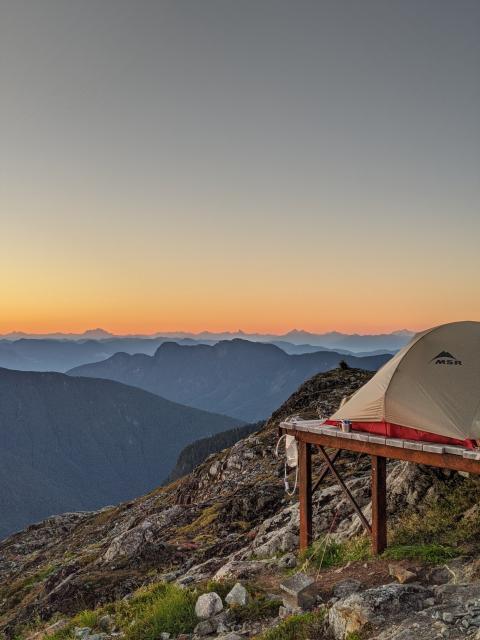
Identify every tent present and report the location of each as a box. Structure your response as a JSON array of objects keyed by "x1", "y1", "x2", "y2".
[{"x1": 327, "y1": 321, "x2": 480, "y2": 448}]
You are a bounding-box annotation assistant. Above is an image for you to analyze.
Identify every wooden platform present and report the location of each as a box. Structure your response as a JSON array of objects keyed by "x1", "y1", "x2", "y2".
[{"x1": 280, "y1": 418, "x2": 480, "y2": 554}]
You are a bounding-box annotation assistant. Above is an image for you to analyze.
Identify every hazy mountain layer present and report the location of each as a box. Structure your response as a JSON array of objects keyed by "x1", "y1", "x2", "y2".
[
  {"x1": 0, "y1": 327, "x2": 413, "y2": 352},
  {"x1": 0, "y1": 368, "x2": 241, "y2": 539},
  {"x1": 68, "y1": 339, "x2": 390, "y2": 421}
]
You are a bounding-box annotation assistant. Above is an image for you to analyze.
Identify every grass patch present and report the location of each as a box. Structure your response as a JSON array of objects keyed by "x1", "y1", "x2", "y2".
[
  {"x1": 300, "y1": 535, "x2": 371, "y2": 570},
  {"x1": 176, "y1": 504, "x2": 220, "y2": 539},
  {"x1": 123, "y1": 583, "x2": 196, "y2": 640},
  {"x1": 72, "y1": 610, "x2": 99, "y2": 628},
  {"x1": 383, "y1": 543, "x2": 457, "y2": 564},
  {"x1": 391, "y1": 476, "x2": 480, "y2": 552},
  {"x1": 254, "y1": 610, "x2": 325, "y2": 640},
  {"x1": 42, "y1": 583, "x2": 196, "y2": 640}
]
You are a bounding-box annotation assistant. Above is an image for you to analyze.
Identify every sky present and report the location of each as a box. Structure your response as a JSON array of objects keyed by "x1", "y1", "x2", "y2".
[{"x1": 1, "y1": 0, "x2": 479, "y2": 335}]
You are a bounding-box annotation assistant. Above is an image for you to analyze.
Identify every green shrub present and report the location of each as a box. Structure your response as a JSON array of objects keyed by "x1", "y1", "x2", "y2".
[{"x1": 255, "y1": 610, "x2": 325, "y2": 640}]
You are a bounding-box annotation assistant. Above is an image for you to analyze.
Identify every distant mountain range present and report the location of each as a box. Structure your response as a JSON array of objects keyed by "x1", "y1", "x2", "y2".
[
  {"x1": 0, "y1": 327, "x2": 415, "y2": 352},
  {"x1": 68, "y1": 339, "x2": 391, "y2": 421},
  {"x1": 0, "y1": 328, "x2": 410, "y2": 373},
  {"x1": 0, "y1": 368, "x2": 241, "y2": 540}
]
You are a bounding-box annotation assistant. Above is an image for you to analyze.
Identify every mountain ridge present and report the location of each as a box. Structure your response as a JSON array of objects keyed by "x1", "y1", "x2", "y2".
[{"x1": 68, "y1": 339, "x2": 390, "y2": 421}]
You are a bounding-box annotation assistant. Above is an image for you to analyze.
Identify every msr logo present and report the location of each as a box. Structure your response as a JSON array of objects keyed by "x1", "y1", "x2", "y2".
[{"x1": 430, "y1": 351, "x2": 463, "y2": 365}]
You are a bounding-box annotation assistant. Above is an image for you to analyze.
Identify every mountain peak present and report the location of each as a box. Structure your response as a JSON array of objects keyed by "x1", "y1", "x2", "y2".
[{"x1": 81, "y1": 328, "x2": 113, "y2": 339}]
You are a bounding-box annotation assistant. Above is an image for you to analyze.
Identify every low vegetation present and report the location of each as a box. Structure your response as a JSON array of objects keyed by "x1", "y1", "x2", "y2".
[
  {"x1": 254, "y1": 610, "x2": 325, "y2": 640},
  {"x1": 19, "y1": 579, "x2": 281, "y2": 640},
  {"x1": 299, "y1": 535, "x2": 371, "y2": 570},
  {"x1": 383, "y1": 543, "x2": 457, "y2": 564},
  {"x1": 390, "y1": 476, "x2": 480, "y2": 554}
]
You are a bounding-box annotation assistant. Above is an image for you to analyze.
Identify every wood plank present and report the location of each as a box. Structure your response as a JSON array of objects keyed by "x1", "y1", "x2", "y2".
[
  {"x1": 371, "y1": 455, "x2": 387, "y2": 555},
  {"x1": 298, "y1": 441, "x2": 313, "y2": 550},
  {"x1": 281, "y1": 427, "x2": 480, "y2": 475}
]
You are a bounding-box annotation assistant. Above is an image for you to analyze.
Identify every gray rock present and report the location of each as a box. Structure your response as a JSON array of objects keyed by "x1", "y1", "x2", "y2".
[
  {"x1": 388, "y1": 564, "x2": 417, "y2": 584},
  {"x1": 194, "y1": 619, "x2": 217, "y2": 635},
  {"x1": 277, "y1": 553, "x2": 297, "y2": 569},
  {"x1": 280, "y1": 572, "x2": 317, "y2": 609},
  {"x1": 195, "y1": 592, "x2": 224, "y2": 619},
  {"x1": 333, "y1": 579, "x2": 362, "y2": 599},
  {"x1": 225, "y1": 583, "x2": 249, "y2": 607},
  {"x1": 214, "y1": 560, "x2": 268, "y2": 580},
  {"x1": 216, "y1": 635, "x2": 243, "y2": 640},
  {"x1": 98, "y1": 614, "x2": 114, "y2": 632},
  {"x1": 328, "y1": 583, "x2": 431, "y2": 639},
  {"x1": 74, "y1": 629, "x2": 91, "y2": 640}
]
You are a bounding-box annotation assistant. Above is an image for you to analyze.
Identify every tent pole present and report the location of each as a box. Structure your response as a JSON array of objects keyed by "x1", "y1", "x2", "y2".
[
  {"x1": 371, "y1": 455, "x2": 387, "y2": 554},
  {"x1": 299, "y1": 440, "x2": 313, "y2": 550}
]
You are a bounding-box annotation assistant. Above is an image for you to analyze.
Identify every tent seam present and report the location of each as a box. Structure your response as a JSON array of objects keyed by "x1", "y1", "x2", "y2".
[{"x1": 383, "y1": 324, "x2": 443, "y2": 421}]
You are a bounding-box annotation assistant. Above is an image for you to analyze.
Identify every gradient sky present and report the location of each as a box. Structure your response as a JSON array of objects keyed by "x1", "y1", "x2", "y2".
[{"x1": 1, "y1": 0, "x2": 479, "y2": 334}]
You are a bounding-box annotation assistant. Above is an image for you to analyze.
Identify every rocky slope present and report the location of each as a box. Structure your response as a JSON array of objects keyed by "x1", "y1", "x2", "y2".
[
  {"x1": 167, "y1": 422, "x2": 263, "y2": 482},
  {"x1": 1, "y1": 367, "x2": 480, "y2": 640}
]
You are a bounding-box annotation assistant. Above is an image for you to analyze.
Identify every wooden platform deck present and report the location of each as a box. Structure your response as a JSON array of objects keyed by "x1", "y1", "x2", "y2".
[{"x1": 280, "y1": 418, "x2": 480, "y2": 554}]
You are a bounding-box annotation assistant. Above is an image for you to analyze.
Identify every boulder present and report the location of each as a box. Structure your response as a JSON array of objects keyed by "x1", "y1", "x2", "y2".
[
  {"x1": 333, "y1": 579, "x2": 362, "y2": 599},
  {"x1": 195, "y1": 592, "x2": 224, "y2": 619},
  {"x1": 194, "y1": 619, "x2": 217, "y2": 635},
  {"x1": 280, "y1": 572, "x2": 317, "y2": 609},
  {"x1": 388, "y1": 564, "x2": 417, "y2": 584},
  {"x1": 225, "y1": 583, "x2": 249, "y2": 607},
  {"x1": 328, "y1": 583, "x2": 432, "y2": 639}
]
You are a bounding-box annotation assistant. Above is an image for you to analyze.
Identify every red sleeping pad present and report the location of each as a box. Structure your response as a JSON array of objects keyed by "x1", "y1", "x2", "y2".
[{"x1": 325, "y1": 420, "x2": 476, "y2": 449}]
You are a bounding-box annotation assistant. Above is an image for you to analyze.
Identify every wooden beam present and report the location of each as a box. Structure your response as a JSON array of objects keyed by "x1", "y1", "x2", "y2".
[
  {"x1": 312, "y1": 449, "x2": 341, "y2": 494},
  {"x1": 371, "y1": 455, "x2": 387, "y2": 554},
  {"x1": 282, "y1": 428, "x2": 480, "y2": 475},
  {"x1": 298, "y1": 440, "x2": 313, "y2": 550},
  {"x1": 318, "y1": 446, "x2": 371, "y2": 534}
]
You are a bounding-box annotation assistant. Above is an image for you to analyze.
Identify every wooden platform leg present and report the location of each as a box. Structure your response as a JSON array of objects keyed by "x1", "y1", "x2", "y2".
[
  {"x1": 371, "y1": 455, "x2": 387, "y2": 555},
  {"x1": 299, "y1": 440, "x2": 312, "y2": 551}
]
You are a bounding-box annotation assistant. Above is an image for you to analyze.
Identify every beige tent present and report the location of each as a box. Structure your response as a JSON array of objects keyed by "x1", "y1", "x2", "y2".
[{"x1": 328, "y1": 321, "x2": 480, "y2": 445}]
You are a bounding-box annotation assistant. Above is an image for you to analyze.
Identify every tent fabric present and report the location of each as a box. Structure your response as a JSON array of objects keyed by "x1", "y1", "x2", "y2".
[{"x1": 328, "y1": 321, "x2": 480, "y2": 444}]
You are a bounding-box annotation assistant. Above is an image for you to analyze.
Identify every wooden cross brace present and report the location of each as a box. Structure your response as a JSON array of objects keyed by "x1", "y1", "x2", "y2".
[{"x1": 298, "y1": 441, "x2": 387, "y2": 554}]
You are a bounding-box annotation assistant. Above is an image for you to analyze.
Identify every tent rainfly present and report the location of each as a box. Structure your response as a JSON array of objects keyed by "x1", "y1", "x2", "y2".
[{"x1": 327, "y1": 321, "x2": 480, "y2": 449}]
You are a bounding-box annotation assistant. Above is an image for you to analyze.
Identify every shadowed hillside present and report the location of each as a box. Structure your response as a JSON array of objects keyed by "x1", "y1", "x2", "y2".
[{"x1": 0, "y1": 368, "x2": 241, "y2": 539}]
